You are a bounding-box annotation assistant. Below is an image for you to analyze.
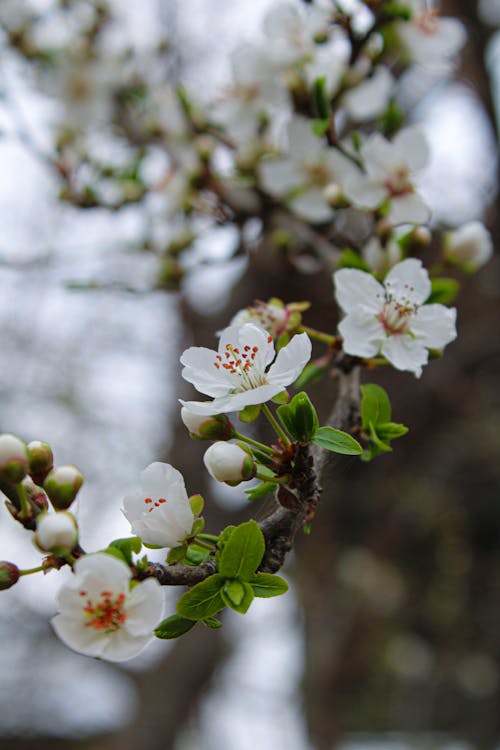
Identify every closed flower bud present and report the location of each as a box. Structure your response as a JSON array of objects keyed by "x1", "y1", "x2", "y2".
[
  {"x1": 0, "y1": 561, "x2": 20, "y2": 590},
  {"x1": 444, "y1": 222, "x2": 493, "y2": 271},
  {"x1": 0, "y1": 434, "x2": 29, "y2": 483},
  {"x1": 203, "y1": 442, "x2": 256, "y2": 486},
  {"x1": 36, "y1": 511, "x2": 78, "y2": 552},
  {"x1": 181, "y1": 408, "x2": 235, "y2": 441},
  {"x1": 27, "y1": 440, "x2": 54, "y2": 483},
  {"x1": 44, "y1": 465, "x2": 83, "y2": 510}
]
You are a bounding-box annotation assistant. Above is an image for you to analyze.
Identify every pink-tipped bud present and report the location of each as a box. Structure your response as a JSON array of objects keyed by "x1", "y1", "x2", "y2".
[
  {"x1": 0, "y1": 562, "x2": 20, "y2": 591},
  {"x1": 44, "y1": 465, "x2": 83, "y2": 510},
  {"x1": 203, "y1": 442, "x2": 256, "y2": 486},
  {"x1": 27, "y1": 441, "x2": 54, "y2": 484},
  {"x1": 181, "y1": 408, "x2": 235, "y2": 441},
  {"x1": 0, "y1": 434, "x2": 29, "y2": 484},
  {"x1": 36, "y1": 511, "x2": 78, "y2": 553}
]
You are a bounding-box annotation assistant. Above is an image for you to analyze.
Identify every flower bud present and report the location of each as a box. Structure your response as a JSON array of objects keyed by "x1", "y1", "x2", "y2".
[
  {"x1": 36, "y1": 511, "x2": 78, "y2": 553},
  {"x1": 44, "y1": 465, "x2": 83, "y2": 510},
  {"x1": 203, "y1": 442, "x2": 256, "y2": 486},
  {"x1": 444, "y1": 222, "x2": 493, "y2": 271},
  {"x1": 181, "y1": 408, "x2": 235, "y2": 441},
  {"x1": 27, "y1": 440, "x2": 54, "y2": 484},
  {"x1": 0, "y1": 434, "x2": 29, "y2": 483},
  {"x1": 0, "y1": 561, "x2": 20, "y2": 590}
]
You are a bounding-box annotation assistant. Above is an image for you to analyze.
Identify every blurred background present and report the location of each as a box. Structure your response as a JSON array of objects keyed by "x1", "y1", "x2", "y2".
[{"x1": 0, "y1": 1, "x2": 498, "y2": 749}]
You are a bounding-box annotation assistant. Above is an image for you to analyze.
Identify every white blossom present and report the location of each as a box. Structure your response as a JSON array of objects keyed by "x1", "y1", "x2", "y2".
[
  {"x1": 396, "y1": 0, "x2": 466, "y2": 73},
  {"x1": 52, "y1": 553, "x2": 164, "y2": 662},
  {"x1": 36, "y1": 512, "x2": 78, "y2": 552},
  {"x1": 344, "y1": 127, "x2": 430, "y2": 226},
  {"x1": 203, "y1": 442, "x2": 255, "y2": 484},
  {"x1": 180, "y1": 324, "x2": 311, "y2": 415},
  {"x1": 362, "y1": 237, "x2": 402, "y2": 275},
  {"x1": 334, "y1": 258, "x2": 457, "y2": 377},
  {"x1": 0, "y1": 434, "x2": 29, "y2": 480},
  {"x1": 259, "y1": 117, "x2": 357, "y2": 223},
  {"x1": 343, "y1": 66, "x2": 395, "y2": 123},
  {"x1": 230, "y1": 300, "x2": 292, "y2": 338},
  {"x1": 122, "y1": 462, "x2": 195, "y2": 549},
  {"x1": 444, "y1": 221, "x2": 493, "y2": 271}
]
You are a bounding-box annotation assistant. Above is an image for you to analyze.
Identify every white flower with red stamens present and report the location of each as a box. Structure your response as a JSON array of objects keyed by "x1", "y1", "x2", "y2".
[
  {"x1": 51, "y1": 553, "x2": 164, "y2": 662},
  {"x1": 396, "y1": 0, "x2": 466, "y2": 72},
  {"x1": 180, "y1": 324, "x2": 311, "y2": 415},
  {"x1": 122, "y1": 463, "x2": 195, "y2": 549},
  {"x1": 230, "y1": 300, "x2": 295, "y2": 338},
  {"x1": 344, "y1": 127, "x2": 430, "y2": 226},
  {"x1": 334, "y1": 259, "x2": 457, "y2": 377}
]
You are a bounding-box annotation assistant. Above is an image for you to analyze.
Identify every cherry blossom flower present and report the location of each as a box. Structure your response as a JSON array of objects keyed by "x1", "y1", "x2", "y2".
[
  {"x1": 180, "y1": 323, "x2": 311, "y2": 415},
  {"x1": 396, "y1": 0, "x2": 466, "y2": 72},
  {"x1": 334, "y1": 259, "x2": 457, "y2": 377},
  {"x1": 51, "y1": 553, "x2": 164, "y2": 662},
  {"x1": 203, "y1": 442, "x2": 256, "y2": 485},
  {"x1": 36, "y1": 511, "x2": 78, "y2": 552},
  {"x1": 259, "y1": 117, "x2": 358, "y2": 223},
  {"x1": 361, "y1": 237, "x2": 402, "y2": 275},
  {"x1": 343, "y1": 66, "x2": 395, "y2": 123},
  {"x1": 122, "y1": 462, "x2": 195, "y2": 549},
  {"x1": 344, "y1": 127, "x2": 430, "y2": 226},
  {"x1": 444, "y1": 221, "x2": 493, "y2": 271}
]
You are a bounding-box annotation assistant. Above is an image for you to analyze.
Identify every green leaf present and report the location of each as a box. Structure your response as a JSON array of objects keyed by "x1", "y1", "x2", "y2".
[
  {"x1": 312, "y1": 426, "x2": 363, "y2": 455},
  {"x1": 360, "y1": 384, "x2": 392, "y2": 429},
  {"x1": 203, "y1": 616, "x2": 223, "y2": 629},
  {"x1": 337, "y1": 248, "x2": 371, "y2": 271},
  {"x1": 272, "y1": 389, "x2": 290, "y2": 405},
  {"x1": 218, "y1": 520, "x2": 265, "y2": 580},
  {"x1": 167, "y1": 544, "x2": 187, "y2": 563},
  {"x1": 313, "y1": 76, "x2": 330, "y2": 119},
  {"x1": 310, "y1": 118, "x2": 330, "y2": 137},
  {"x1": 108, "y1": 537, "x2": 142, "y2": 566},
  {"x1": 190, "y1": 517, "x2": 205, "y2": 536},
  {"x1": 368, "y1": 421, "x2": 392, "y2": 454},
  {"x1": 221, "y1": 580, "x2": 254, "y2": 614},
  {"x1": 189, "y1": 494, "x2": 204, "y2": 516},
  {"x1": 155, "y1": 614, "x2": 196, "y2": 639},
  {"x1": 277, "y1": 391, "x2": 319, "y2": 443},
  {"x1": 176, "y1": 574, "x2": 226, "y2": 620},
  {"x1": 427, "y1": 277, "x2": 460, "y2": 305},
  {"x1": 245, "y1": 481, "x2": 277, "y2": 501},
  {"x1": 248, "y1": 573, "x2": 289, "y2": 598},
  {"x1": 238, "y1": 403, "x2": 261, "y2": 423},
  {"x1": 184, "y1": 544, "x2": 211, "y2": 566},
  {"x1": 376, "y1": 422, "x2": 409, "y2": 440},
  {"x1": 294, "y1": 362, "x2": 328, "y2": 389},
  {"x1": 379, "y1": 99, "x2": 404, "y2": 139},
  {"x1": 101, "y1": 547, "x2": 130, "y2": 565}
]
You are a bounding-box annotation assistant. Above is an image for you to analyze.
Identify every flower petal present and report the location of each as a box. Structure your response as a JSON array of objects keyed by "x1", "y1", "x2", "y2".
[
  {"x1": 101, "y1": 630, "x2": 153, "y2": 662},
  {"x1": 393, "y1": 126, "x2": 429, "y2": 171},
  {"x1": 334, "y1": 268, "x2": 384, "y2": 314},
  {"x1": 387, "y1": 193, "x2": 430, "y2": 226},
  {"x1": 410, "y1": 304, "x2": 457, "y2": 348},
  {"x1": 259, "y1": 158, "x2": 301, "y2": 196},
  {"x1": 181, "y1": 346, "x2": 232, "y2": 398},
  {"x1": 51, "y1": 613, "x2": 107, "y2": 658},
  {"x1": 384, "y1": 258, "x2": 431, "y2": 305},
  {"x1": 267, "y1": 332, "x2": 312, "y2": 385},
  {"x1": 338, "y1": 309, "x2": 385, "y2": 358},
  {"x1": 290, "y1": 189, "x2": 333, "y2": 223},
  {"x1": 125, "y1": 578, "x2": 165, "y2": 635},
  {"x1": 381, "y1": 335, "x2": 428, "y2": 377}
]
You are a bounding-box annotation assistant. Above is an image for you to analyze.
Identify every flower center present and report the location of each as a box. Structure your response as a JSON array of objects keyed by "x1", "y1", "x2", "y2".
[
  {"x1": 379, "y1": 291, "x2": 416, "y2": 335},
  {"x1": 385, "y1": 166, "x2": 412, "y2": 198},
  {"x1": 305, "y1": 162, "x2": 331, "y2": 188},
  {"x1": 81, "y1": 590, "x2": 127, "y2": 633},
  {"x1": 213, "y1": 340, "x2": 271, "y2": 391},
  {"x1": 416, "y1": 9, "x2": 439, "y2": 36},
  {"x1": 144, "y1": 496, "x2": 167, "y2": 513}
]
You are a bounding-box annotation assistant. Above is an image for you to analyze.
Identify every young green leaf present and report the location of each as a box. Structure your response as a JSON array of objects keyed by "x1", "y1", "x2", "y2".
[
  {"x1": 189, "y1": 494, "x2": 204, "y2": 516},
  {"x1": 108, "y1": 537, "x2": 142, "y2": 566},
  {"x1": 184, "y1": 544, "x2": 211, "y2": 566},
  {"x1": 312, "y1": 426, "x2": 363, "y2": 455},
  {"x1": 218, "y1": 519, "x2": 265, "y2": 580},
  {"x1": 238, "y1": 404, "x2": 261, "y2": 423},
  {"x1": 360, "y1": 384, "x2": 392, "y2": 429},
  {"x1": 203, "y1": 616, "x2": 223, "y2": 629},
  {"x1": 248, "y1": 573, "x2": 289, "y2": 598},
  {"x1": 176, "y1": 574, "x2": 226, "y2": 620},
  {"x1": 245, "y1": 481, "x2": 277, "y2": 501},
  {"x1": 155, "y1": 614, "x2": 196, "y2": 639},
  {"x1": 376, "y1": 422, "x2": 409, "y2": 440},
  {"x1": 221, "y1": 580, "x2": 254, "y2": 614},
  {"x1": 294, "y1": 361, "x2": 328, "y2": 389},
  {"x1": 427, "y1": 277, "x2": 460, "y2": 305},
  {"x1": 338, "y1": 248, "x2": 371, "y2": 271},
  {"x1": 277, "y1": 391, "x2": 319, "y2": 443},
  {"x1": 167, "y1": 544, "x2": 188, "y2": 563}
]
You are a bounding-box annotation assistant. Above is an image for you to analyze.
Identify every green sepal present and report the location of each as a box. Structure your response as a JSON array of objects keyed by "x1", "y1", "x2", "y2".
[
  {"x1": 427, "y1": 277, "x2": 460, "y2": 305},
  {"x1": 379, "y1": 99, "x2": 404, "y2": 139},
  {"x1": 238, "y1": 404, "x2": 261, "y2": 423},
  {"x1": 104, "y1": 537, "x2": 142, "y2": 565},
  {"x1": 276, "y1": 333, "x2": 291, "y2": 351},
  {"x1": 313, "y1": 76, "x2": 330, "y2": 119},
  {"x1": 248, "y1": 573, "x2": 289, "y2": 598},
  {"x1": 245, "y1": 481, "x2": 277, "y2": 501},
  {"x1": 277, "y1": 391, "x2": 319, "y2": 443},
  {"x1": 303, "y1": 521, "x2": 312, "y2": 535},
  {"x1": 101, "y1": 546, "x2": 131, "y2": 565},
  {"x1": 184, "y1": 544, "x2": 211, "y2": 566},
  {"x1": 338, "y1": 248, "x2": 371, "y2": 271},
  {"x1": 203, "y1": 616, "x2": 223, "y2": 629},
  {"x1": 218, "y1": 519, "x2": 265, "y2": 580},
  {"x1": 167, "y1": 544, "x2": 188, "y2": 563},
  {"x1": 176, "y1": 574, "x2": 226, "y2": 620},
  {"x1": 143, "y1": 542, "x2": 164, "y2": 550},
  {"x1": 154, "y1": 614, "x2": 196, "y2": 639},
  {"x1": 190, "y1": 517, "x2": 205, "y2": 536},
  {"x1": 360, "y1": 384, "x2": 391, "y2": 429},
  {"x1": 189, "y1": 494, "x2": 204, "y2": 516},
  {"x1": 272, "y1": 390, "x2": 290, "y2": 405},
  {"x1": 221, "y1": 580, "x2": 254, "y2": 614},
  {"x1": 312, "y1": 426, "x2": 363, "y2": 455}
]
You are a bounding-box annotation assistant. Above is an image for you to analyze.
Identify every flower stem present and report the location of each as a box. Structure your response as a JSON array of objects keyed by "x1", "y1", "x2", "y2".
[
  {"x1": 197, "y1": 533, "x2": 220, "y2": 544},
  {"x1": 299, "y1": 325, "x2": 338, "y2": 346},
  {"x1": 19, "y1": 563, "x2": 53, "y2": 577},
  {"x1": 193, "y1": 537, "x2": 216, "y2": 551},
  {"x1": 17, "y1": 482, "x2": 30, "y2": 520},
  {"x1": 255, "y1": 472, "x2": 289, "y2": 484},
  {"x1": 234, "y1": 431, "x2": 275, "y2": 455},
  {"x1": 363, "y1": 357, "x2": 390, "y2": 367},
  {"x1": 262, "y1": 404, "x2": 291, "y2": 446}
]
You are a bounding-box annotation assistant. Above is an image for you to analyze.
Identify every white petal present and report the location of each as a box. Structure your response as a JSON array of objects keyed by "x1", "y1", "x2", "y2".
[
  {"x1": 410, "y1": 304, "x2": 457, "y2": 348},
  {"x1": 72, "y1": 553, "x2": 131, "y2": 596},
  {"x1": 234, "y1": 323, "x2": 275, "y2": 369},
  {"x1": 181, "y1": 382, "x2": 284, "y2": 415},
  {"x1": 140, "y1": 462, "x2": 187, "y2": 502},
  {"x1": 338, "y1": 309, "x2": 385, "y2": 358},
  {"x1": 334, "y1": 268, "x2": 384, "y2": 314},
  {"x1": 384, "y1": 259, "x2": 431, "y2": 305},
  {"x1": 52, "y1": 614, "x2": 108, "y2": 657},
  {"x1": 387, "y1": 193, "x2": 430, "y2": 226},
  {"x1": 287, "y1": 116, "x2": 323, "y2": 158},
  {"x1": 362, "y1": 133, "x2": 400, "y2": 176},
  {"x1": 181, "y1": 346, "x2": 232, "y2": 398},
  {"x1": 124, "y1": 578, "x2": 165, "y2": 635},
  {"x1": 393, "y1": 126, "x2": 429, "y2": 171},
  {"x1": 267, "y1": 332, "x2": 312, "y2": 386},
  {"x1": 344, "y1": 175, "x2": 386, "y2": 209},
  {"x1": 290, "y1": 189, "x2": 333, "y2": 223},
  {"x1": 259, "y1": 159, "x2": 301, "y2": 196},
  {"x1": 101, "y1": 630, "x2": 153, "y2": 662},
  {"x1": 343, "y1": 66, "x2": 394, "y2": 122},
  {"x1": 381, "y1": 335, "x2": 428, "y2": 377}
]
